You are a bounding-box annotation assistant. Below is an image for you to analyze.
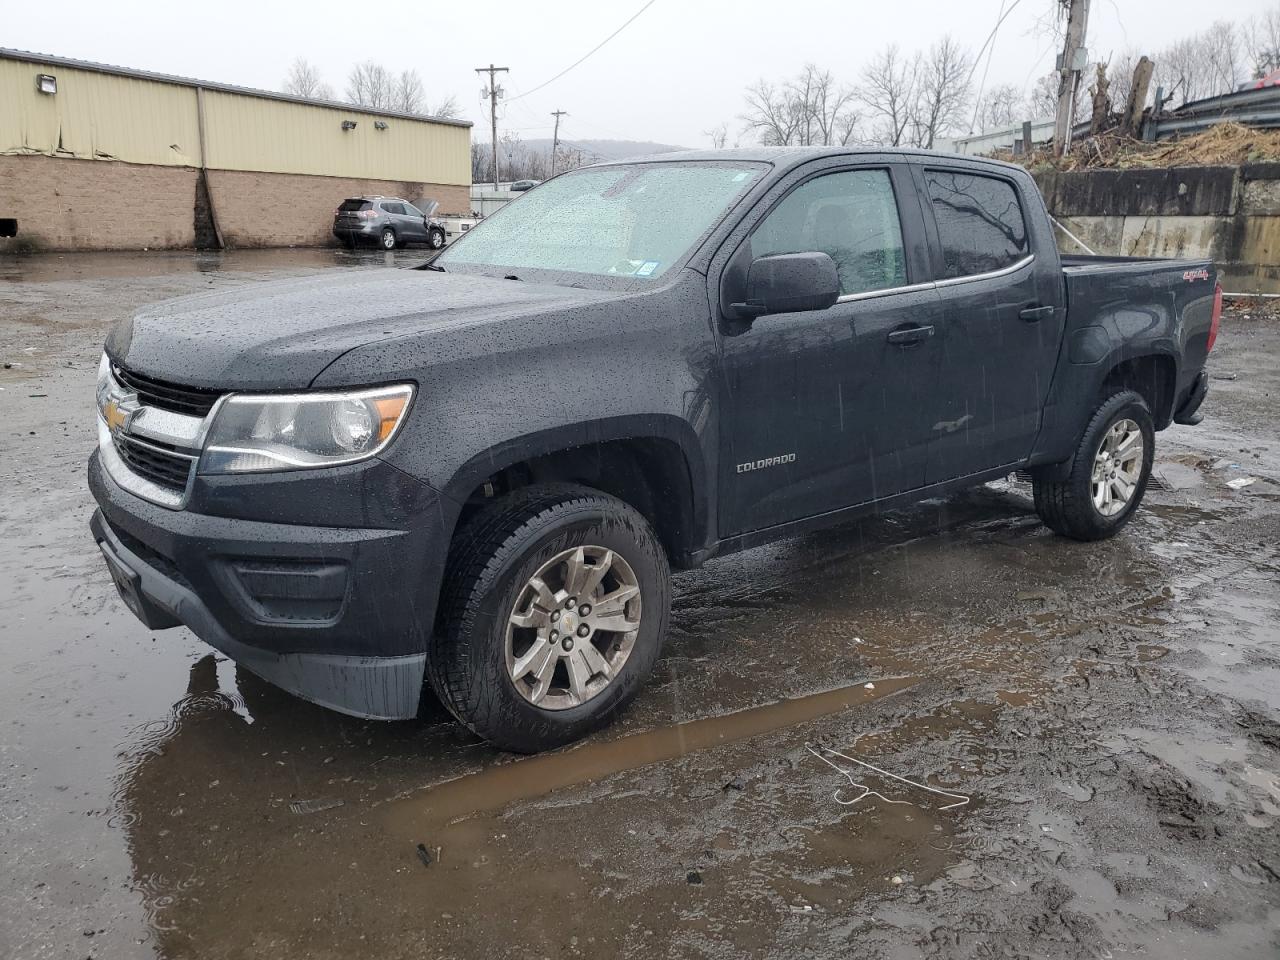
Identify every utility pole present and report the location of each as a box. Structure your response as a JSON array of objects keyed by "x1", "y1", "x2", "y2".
[
  {"x1": 1053, "y1": 0, "x2": 1090, "y2": 157},
  {"x1": 550, "y1": 109, "x2": 568, "y2": 175},
  {"x1": 475, "y1": 64, "x2": 509, "y2": 190}
]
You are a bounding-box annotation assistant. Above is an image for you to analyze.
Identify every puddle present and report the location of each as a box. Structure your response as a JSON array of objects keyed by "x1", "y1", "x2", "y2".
[{"x1": 384, "y1": 675, "x2": 918, "y2": 837}]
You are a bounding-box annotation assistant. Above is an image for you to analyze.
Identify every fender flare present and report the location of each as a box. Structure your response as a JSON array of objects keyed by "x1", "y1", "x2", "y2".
[{"x1": 439, "y1": 414, "x2": 711, "y2": 552}]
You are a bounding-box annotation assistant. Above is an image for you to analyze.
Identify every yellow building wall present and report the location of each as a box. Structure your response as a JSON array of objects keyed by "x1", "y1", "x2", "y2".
[
  {"x1": 202, "y1": 90, "x2": 470, "y2": 186},
  {"x1": 0, "y1": 58, "x2": 470, "y2": 185},
  {"x1": 0, "y1": 59, "x2": 200, "y2": 166}
]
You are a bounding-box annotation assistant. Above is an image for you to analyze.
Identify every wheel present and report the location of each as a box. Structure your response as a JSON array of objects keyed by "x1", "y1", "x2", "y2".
[
  {"x1": 427, "y1": 484, "x2": 670, "y2": 753},
  {"x1": 380, "y1": 227, "x2": 397, "y2": 250},
  {"x1": 428, "y1": 227, "x2": 446, "y2": 250},
  {"x1": 1033, "y1": 390, "x2": 1155, "y2": 541}
]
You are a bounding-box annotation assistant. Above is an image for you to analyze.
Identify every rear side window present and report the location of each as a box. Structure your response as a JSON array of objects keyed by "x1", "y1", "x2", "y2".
[
  {"x1": 750, "y1": 169, "x2": 907, "y2": 296},
  {"x1": 339, "y1": 199, "x2": 370, "y2": 212},
  {"x1": 924, "y1": 170, "x2": 1028, "y2": 279},
  {"x1": 381, "y1": 202, "x2": 405, "y2": 215}
]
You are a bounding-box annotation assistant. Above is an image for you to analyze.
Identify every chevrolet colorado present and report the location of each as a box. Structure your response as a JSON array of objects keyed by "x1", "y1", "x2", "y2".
[{"x1": 89, "y1": 148, "x2": 1221, "y2": 752}]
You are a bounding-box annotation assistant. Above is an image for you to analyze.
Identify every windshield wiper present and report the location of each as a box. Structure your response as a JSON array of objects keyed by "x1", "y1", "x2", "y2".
[
  {"x1": 420, "y1": 261, "x2": 446, "y2": 272},
  {"x1": 503, "y1": 274, "x2": 522, "y2": 282}
]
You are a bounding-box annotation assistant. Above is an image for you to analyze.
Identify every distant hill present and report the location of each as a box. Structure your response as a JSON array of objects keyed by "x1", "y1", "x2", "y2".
[{"x1": 518, "y1": 138, "x2": 687, "y2": 161}]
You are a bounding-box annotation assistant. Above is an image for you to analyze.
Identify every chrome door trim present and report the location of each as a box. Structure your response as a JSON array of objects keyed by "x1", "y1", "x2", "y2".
[{"x1": 933, "y1": 254, "x2": 1036, "y2": 288}]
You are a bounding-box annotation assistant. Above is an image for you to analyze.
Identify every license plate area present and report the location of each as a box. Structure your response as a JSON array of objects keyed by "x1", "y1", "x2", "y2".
[{"x1": 99, "y1": 540, "x2": 145, "y2": 620}]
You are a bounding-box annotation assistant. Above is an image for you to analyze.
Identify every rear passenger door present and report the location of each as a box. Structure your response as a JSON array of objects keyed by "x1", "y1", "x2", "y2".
[{"x1": 914, "y1": 165, "x2": 1064, "y2": 483}]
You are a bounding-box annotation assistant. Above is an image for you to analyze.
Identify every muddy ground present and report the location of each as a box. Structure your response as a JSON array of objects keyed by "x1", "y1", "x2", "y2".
[{"x1": 1, "y1": 249, "x2": 1278, "y2": 959}]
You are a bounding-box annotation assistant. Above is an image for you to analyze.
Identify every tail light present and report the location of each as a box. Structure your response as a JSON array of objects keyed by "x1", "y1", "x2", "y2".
[
  {"x1": 358, "y1": 209, "x2": 377, "y2": 219},
  {"x1": 1207, "y1": 282, "x2": 1223, "y2": 353}
]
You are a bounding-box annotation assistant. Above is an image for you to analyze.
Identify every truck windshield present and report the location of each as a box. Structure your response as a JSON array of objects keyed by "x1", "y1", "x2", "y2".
[{"x1": 438, "y1": 162, "x2": 765, "y2": 280}]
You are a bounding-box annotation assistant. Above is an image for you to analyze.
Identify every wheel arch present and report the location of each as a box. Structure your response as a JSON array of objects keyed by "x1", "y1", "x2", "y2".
[
  {"x1": 441, "y1": 416, "x2": 710, "y2": 569},
  {"x1": 1099, "y1": 350, "x2": 1178, "y2": 430}
]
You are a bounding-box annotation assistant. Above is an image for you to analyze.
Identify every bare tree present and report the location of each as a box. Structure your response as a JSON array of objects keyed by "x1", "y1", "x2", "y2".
[
  {"x1": 704, "y1": 123, "x2": 729, "y2": 149},
  {"x1": 1244, "y1": 6, "x2": 1280, "y2": 77},
  {"x1": 1156, "y1": 21, "x2": 1245, "y2": 105},
  {"x1": 346, "y1": 61, "x2": 394, "y2": 109},
  {"x1": 390, "y1": 69, "x2": 425, "y2": 114},
  {"x1": 803, "y1": 65, "x2": 860, "y2": 146},
  {"x1": 910, "y1": 35, "x2": 973, "y2": 147},
  {"x1": 1202, "y1": 20, "x2": 1245, "y2": 95},
  {"x1": 428, "y1": 95, "x2": 462, "y2": 120},
  {"x1": 283, "y1": 58, "x2": 333, "y2": 101},
  {"x1": 975, "y1": 83, "x2": 1027, "y2": 132},
  {"x1": 740, "y1": 79, "x2": 804, "y2": 146},
  {"x1": 1031, "y1": 73, "x2": 1059, "y2": 119},
  {"x1": 740, "y1": 65, "x2": 860, "y2": 147},
  {"x1": 858, "y1": 46, "x2": 916, "y2": 146}
]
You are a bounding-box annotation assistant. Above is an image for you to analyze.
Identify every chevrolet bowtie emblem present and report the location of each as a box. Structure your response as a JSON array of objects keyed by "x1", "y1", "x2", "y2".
[{"x1": 103, "y1": 398, "x2": 128, "y2": 432}]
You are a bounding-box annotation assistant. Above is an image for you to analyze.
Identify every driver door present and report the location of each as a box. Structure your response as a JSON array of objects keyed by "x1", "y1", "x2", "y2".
[{"x1": 715, "y1": 163, "x2": 943, "y2": 538}]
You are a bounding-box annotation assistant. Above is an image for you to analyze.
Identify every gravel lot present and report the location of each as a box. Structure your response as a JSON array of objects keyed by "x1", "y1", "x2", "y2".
[{"x1": 2, "y1": 249, "x2": 1278, "y2": 959}]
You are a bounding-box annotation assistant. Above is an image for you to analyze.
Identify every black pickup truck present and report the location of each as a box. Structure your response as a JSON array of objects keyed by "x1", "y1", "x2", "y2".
[{"x1": 89, "y1": 148, "x2": 1221, "y2": 751}]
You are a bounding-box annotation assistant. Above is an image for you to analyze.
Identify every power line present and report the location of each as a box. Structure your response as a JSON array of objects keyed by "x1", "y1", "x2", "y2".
[{"x1": 507, "y1": 0, "x2": 658, "y2": 102}]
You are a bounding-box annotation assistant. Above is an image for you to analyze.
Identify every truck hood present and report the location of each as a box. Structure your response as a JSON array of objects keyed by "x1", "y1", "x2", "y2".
[{"x1": 106, "y1": 269, "x2": 622, "y2": 390}]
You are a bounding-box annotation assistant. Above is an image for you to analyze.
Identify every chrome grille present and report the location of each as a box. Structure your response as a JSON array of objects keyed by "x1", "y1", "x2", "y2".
[{"x1": 111, "y1": 432, "x2": 196, "y2": 493}]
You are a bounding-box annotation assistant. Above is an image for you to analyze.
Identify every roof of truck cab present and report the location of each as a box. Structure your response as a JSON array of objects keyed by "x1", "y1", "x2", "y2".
[{"x1": 602, "y1": 146, "x2": 1028, "y2": 175}]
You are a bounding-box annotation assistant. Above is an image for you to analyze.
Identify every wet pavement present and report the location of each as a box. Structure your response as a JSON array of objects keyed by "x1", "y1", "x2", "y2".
[{"x1": 2, "y1": 249, "x2": 1278, "y2": 959}]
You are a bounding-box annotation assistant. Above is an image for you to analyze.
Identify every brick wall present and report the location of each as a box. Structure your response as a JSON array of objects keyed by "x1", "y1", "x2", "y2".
[
  {"x1": 0, "y1": 153, "x2": 471, "y2": 251},
  {"x1": 0, "y1": 153, "x2": 198, "y2": 250},
  {"x1": 208, "y1": 169, "x2": 469, "y2": 248}
]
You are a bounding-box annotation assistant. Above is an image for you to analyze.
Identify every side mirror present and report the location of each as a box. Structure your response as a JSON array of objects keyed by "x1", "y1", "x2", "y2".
[{"x1": 730, "y1": 252, "x2": 840, "y2": 319}]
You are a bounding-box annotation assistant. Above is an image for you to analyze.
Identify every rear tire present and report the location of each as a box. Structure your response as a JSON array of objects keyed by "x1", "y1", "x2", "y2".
[
  {"x1": 1033, "y1": 390, "x2": 1154, "y2": 541},
  {"x1": 380, "y1": 227, "x2": 398, "y2": 250},
  {"x1": 427, "y1": 484, "x2": 670, "y2": 753}
]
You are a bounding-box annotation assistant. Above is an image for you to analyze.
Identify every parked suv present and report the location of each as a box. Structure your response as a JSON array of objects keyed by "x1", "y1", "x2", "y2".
[
  {"x1": 91, "y1": 148, "x2": 1219, "y2": 753},
  {"x1": 333, "y1": 197, "x2": 446, "y2": 250}
]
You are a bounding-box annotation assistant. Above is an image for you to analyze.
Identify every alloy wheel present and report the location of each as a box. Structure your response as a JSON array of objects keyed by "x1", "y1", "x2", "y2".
[
  {"x1": 1091, "y1": 418, "x2": 1144, "y2": 517},
  {"x1": 505, "y1": 545, "x2": 642, "y2": 710}
]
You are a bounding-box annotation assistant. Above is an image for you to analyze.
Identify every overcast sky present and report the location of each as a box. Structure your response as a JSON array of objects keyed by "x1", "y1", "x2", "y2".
[{"x1": 7, "y1": 0, "x2": 1276, "y2": 148}]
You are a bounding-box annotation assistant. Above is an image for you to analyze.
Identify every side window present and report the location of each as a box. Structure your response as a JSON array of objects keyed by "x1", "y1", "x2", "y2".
[
  {"x1": 749, "y1": 169, "x2": 907, "y2": 297},
  {"x1": 404, "y1": 203, "x2": 422, "y2": 218},
  {"x1": 382, "y1": 202, "x2": 404, "y2": 216},
  {"x1": 924, "y1": 170, "x2": 1028, "y2": 279}
]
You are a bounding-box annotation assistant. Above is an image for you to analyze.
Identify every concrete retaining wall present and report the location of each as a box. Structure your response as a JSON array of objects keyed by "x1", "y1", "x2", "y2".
[
  {"x1": 1033, "y1": 164, "x2": 1280, "y2": 292},
  {"x1": 0, "y1": 154, "x2": 469, "y2": 251}
]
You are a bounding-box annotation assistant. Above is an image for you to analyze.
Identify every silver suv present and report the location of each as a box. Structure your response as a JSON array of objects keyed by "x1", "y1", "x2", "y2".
[{"x1": 333, "y1": 197, "x2": 447, "y2": 251}]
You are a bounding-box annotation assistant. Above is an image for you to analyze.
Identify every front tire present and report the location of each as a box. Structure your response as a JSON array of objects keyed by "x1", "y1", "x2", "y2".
[
  {"x1": 1033, "y1": 390, "x2": 1155, "y2": 541},
  {"x1": 428, "y1": 227, "x2": 446, "y2": 250},
  {"x1": 427, "y1": 484, "x2": 670, "y2": 753}
]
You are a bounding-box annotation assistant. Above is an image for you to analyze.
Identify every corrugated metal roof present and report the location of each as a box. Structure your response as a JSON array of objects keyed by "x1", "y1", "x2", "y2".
[{"x1": 0, "y1": 47, "x2": 472, "y2": 128}]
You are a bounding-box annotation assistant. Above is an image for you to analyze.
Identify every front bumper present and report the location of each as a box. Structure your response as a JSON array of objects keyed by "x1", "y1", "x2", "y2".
[{"x1": 88, "y1": 450, "x2": 456, "y2": 719}]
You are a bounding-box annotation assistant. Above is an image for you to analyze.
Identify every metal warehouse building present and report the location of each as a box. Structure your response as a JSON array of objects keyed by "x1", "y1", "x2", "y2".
[{"x1": 0, "y1": 49, "x2": 472, "y2": 251}]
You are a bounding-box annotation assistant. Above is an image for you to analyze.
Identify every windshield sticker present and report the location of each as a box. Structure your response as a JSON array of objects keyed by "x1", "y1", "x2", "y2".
[
  {"x1": 636, "y1": 260, "x2": 660, "y2": 277},
  {"x1": 733, "y1": 171, "x2": 751, "y2": 182}
]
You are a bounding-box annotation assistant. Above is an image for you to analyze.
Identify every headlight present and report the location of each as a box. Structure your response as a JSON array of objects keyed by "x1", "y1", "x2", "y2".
[
  {"x1": 96, "y1": 352, "x2": 114, "y2": 415},
  {"x1": 200, "y1": 384, "x2": 413, "y2": 474}
]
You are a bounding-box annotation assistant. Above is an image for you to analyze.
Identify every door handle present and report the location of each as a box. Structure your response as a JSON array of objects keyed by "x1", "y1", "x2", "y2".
[
  {"x1": 1019, "y1": 305, "x2": 1055, "y2": 322},
  {"x1": 887, "y1": 325, "x2": 935, "y2": 346}
]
